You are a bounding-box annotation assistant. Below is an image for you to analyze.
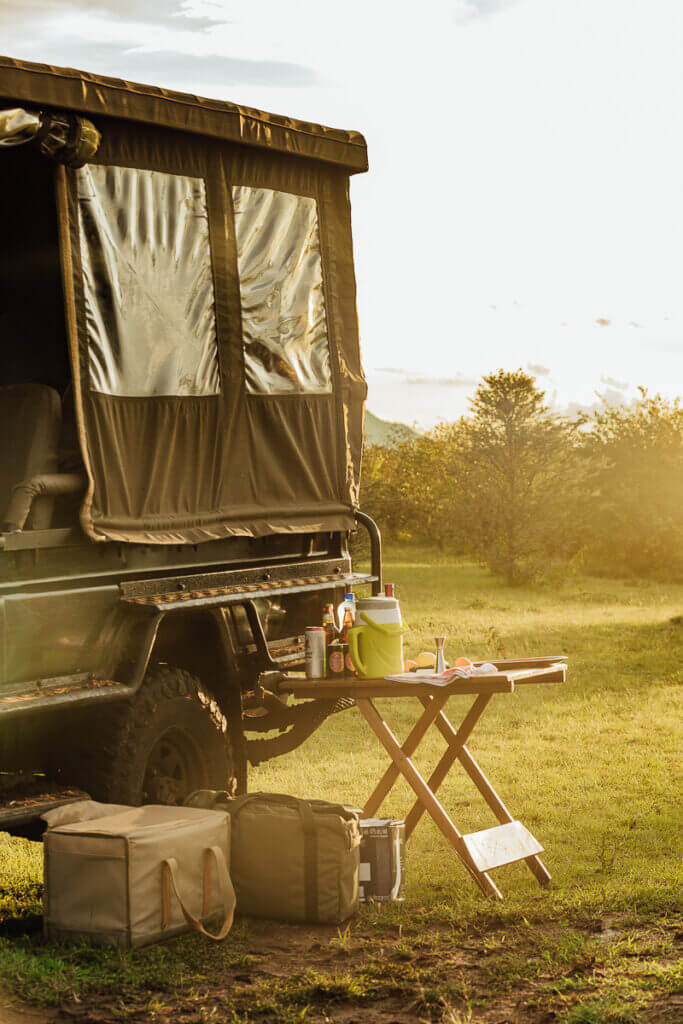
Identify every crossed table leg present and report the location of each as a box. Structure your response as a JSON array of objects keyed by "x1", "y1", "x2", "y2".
[{"x1": 356, "y1": 694, "x2": 551, "y2": 900}]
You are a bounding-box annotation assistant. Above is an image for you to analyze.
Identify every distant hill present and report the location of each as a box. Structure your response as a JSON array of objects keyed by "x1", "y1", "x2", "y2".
[{"x1": 365, "y1": 410, "x2": 419, "y2": 447}]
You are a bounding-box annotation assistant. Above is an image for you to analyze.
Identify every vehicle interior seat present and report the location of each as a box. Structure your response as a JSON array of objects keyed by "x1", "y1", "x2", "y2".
[{"x1": 0, "y1": 382, "x2": 62, "y2": 531}]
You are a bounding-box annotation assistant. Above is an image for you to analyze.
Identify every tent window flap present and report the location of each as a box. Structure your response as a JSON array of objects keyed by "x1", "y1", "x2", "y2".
[
  {"x1": 77, "y1": 165, "x2": 221, "y2": 397},
  {"x1": 232, "y1": 185, "x2": 332, "y2": 395}
]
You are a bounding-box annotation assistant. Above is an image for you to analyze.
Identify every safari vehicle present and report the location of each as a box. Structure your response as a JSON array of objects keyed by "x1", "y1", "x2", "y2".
[{"x1": 0, "y1": 56, "x2": 381, "y2": 831}]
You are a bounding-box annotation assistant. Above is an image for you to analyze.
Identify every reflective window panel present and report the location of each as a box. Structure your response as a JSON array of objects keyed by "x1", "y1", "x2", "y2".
[
  {"x1": 232, "y1": 185, "x2": 332, "y2": 394},
  {"x1": 77, "y1": 165, "x2": 221, "y2": 397}
]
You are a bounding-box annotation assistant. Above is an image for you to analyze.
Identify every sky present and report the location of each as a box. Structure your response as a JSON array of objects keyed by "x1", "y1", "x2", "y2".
[{"x1": 2, "y1": 0, "x2": 682, "y2": 426}]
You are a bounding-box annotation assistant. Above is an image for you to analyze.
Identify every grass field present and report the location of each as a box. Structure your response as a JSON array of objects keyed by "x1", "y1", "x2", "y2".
[{"x1": 1, "y1": 544, "x2": 681, "y2": 1023}]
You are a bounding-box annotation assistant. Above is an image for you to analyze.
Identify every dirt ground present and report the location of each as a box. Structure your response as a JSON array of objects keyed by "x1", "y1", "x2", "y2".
[
  {"x1": 0, "y1": 1001, "x2": 60, "y2": 1024},
  {"x1": 2, "y1": 558, "x2": 680, "y2": 1022},
  {"x1": 2, "y1": 911, "x2": 680, "y2": 1024}
]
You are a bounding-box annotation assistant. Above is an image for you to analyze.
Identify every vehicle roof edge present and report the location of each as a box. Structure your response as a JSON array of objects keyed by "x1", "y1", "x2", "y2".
[{"x1": 0, "y1": 54, "x2": 369, "y2": 173}]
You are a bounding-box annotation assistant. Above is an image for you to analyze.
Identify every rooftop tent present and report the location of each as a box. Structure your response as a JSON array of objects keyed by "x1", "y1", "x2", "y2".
[{"x1": 0, "y1": 56, "x2": 367, "y2": 544}]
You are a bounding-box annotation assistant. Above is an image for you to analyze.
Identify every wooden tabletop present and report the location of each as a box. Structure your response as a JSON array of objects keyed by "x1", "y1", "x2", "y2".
[{"x1": 278, "y1": 658, "x2": 566, "y2": 699}]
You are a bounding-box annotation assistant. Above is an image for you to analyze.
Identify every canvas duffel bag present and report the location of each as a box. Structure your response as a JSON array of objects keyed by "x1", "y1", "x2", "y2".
[
  {"x1": 43, "y1": 803, "x2": 235, "y2": 947},
  {"x1": 186, "y1": 791, "x2": 360, "y2": 924}
]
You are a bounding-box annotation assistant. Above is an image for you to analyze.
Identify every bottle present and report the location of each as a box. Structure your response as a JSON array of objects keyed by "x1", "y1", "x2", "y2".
[
  {"x1": 336, "y1": 592, "x2": 356, "y2": 632},
  {"x1": 340, "y1": 605, "x2": 354, "y2": 642},
  {"x1": 384, "y1": 583, "x2": 395, "y2": 598},
  {"x1": 322, "y1": 603, "x2": 337, "y2": 645},
  {"x1": 321, "y1": 603, "x2": 337, "y2": 678},
  {"x1": 434, "y1": 635, "x2": 447, "y2": 675},
  {"x1": 340, "y1": 606, "x2": 357, "y2": 676},
  {"x1": 328, "y1": 639, "x2": 347, "y2": 677}
]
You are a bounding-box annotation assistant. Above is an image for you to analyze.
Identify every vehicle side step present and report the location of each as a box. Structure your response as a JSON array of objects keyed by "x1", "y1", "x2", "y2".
[
  {"x1": 0, "y1": 778, "x2": 89, "y2": 839},
  {"x1": 0, "y1": 676, "x2": 123, "y2": 717}
]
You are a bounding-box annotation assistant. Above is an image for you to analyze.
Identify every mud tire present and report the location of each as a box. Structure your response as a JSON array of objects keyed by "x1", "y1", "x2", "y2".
[{"x1": 75, "y1": 666, "x2": 237, "y2": 805}]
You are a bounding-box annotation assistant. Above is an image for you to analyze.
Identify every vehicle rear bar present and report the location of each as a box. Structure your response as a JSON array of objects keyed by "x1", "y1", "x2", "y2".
[
  {"x1": 119, "y1": 558, "x2": 375, "y2": 612},
  {"x1": 355, "y1": 511, "x2": 382, "y2": 595}
]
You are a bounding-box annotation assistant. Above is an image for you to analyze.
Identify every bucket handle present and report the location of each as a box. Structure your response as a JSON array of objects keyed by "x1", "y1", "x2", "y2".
[
  {"x1": 348, "y1": 625, "x2": 367, "y2": 677},
  {"x1": 359, "y1": 611, "x2": 408, "y2": 634}
]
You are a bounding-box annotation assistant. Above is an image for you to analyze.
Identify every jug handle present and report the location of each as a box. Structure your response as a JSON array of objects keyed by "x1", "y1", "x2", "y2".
[
  {"x1": 348, "y1": 626, "x2": 367, "y2": 676},
  {"x1": 359, "y1": 611, "x2": 408, "y2": 634}
]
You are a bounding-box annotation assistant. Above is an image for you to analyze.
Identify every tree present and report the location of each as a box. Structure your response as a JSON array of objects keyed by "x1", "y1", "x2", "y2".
[
  {"x1": 576, "y1": 389, "x2": 683, "y2": 579},
  {"x1": 359, "y1": 373, "x2": 683, "y2": 585},
  {"x1": 360, "y1": 422, "x2": 468, "y2": 549},
  {"x1": 462, "y1": 369, "x2": 571, "y2": 583}
]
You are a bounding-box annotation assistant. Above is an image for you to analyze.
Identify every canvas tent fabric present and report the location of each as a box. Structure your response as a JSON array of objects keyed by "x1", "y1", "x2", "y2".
[
  {"x1": 0, "y1": 57, "x2": 367, "y2": 544},
  {"x1": 0, "y1": 57, "x2": 367, "y2": 173}
]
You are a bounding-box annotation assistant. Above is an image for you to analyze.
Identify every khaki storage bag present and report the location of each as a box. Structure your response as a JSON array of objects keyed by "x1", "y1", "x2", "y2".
[
  {"x1": 43, "y1": 803, "x2": 235, "y2": 947},
  {"x1": 186, "y1": 791, "x2": 360, "y2": 924}
]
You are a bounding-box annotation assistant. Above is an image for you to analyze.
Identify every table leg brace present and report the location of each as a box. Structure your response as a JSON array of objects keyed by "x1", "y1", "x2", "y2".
[
  {"x1": 355, "y1": 697, "x2": 502, "y2": 900},
  {"x1": 363, "y1": 693, "x2": 451, "y2": 818},
  {"x1": 405, "y1": 696, "x2": 551, "y2": 887}
]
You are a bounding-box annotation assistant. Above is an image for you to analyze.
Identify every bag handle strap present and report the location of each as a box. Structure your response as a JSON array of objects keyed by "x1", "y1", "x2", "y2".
[
  {"x1": 226, "y1": 792, "x2": 355, "y2": 821},
  {"x1": 225, "y1": 792, "x2": 297, "y2": 817},
  {"x1": 186, "y1": 790, "x2": 358, "y2": 826},
  {"x1": 304, "y1": 799, "x2": 359, "y2": 822},
  {"x1": 161, "y1": 846, "x2": 235, "y2": 941},
  {"x1": 184, "y1": 789, "x2": 233, "y2": 810},
  {"x1": 297, "y1": 799, "x2": 318, "y2": 924}
]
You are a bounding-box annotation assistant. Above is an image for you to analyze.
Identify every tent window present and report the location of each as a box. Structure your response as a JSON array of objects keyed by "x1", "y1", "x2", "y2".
[
  {"x1": 232, "y1": 185, "x2": 332, "y2": 395},
  {"x1": 77, "y1": 165, "x2": 221, "y2": 397}
]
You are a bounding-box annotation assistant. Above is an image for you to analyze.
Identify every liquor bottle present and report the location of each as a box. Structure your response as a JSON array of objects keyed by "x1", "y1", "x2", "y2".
[
  {"x1": 340, "y1": 606, "x2": 357, "y2": 676},
  {"x1": 322, "y1": 603, "x2": 337, "y2": 645},
  {"x1": 328, "y1": 639, "x2": 346, "y2": 677},
  {"x1": 336, "y1": 592, "x2": 356, "y2": 631},
  {"x1": 340, "y1": 606, "x2": 354, "y2": 641}
]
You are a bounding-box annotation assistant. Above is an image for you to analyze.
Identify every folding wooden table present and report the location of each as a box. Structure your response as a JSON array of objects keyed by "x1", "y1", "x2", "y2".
[{"x1": 279, "y1": 657, "x2": 567, "y2": 900}]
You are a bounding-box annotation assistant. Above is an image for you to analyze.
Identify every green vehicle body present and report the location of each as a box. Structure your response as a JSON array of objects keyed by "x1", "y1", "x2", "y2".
[{"x1": 0, "y1": 57, "x2": 379, "y2": 819}]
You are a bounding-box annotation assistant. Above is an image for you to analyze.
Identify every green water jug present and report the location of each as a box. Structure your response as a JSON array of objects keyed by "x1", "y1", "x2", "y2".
[{"x1": 348, "y1": 612, "x2": 407, "y2": 678}]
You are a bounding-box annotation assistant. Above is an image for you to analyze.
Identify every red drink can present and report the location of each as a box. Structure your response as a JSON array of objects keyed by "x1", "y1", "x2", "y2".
[{"x1": 305, "y1": 627, "x2": 326, "y2": 679}]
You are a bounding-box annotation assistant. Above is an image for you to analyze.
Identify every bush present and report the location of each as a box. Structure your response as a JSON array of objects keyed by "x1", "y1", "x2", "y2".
[{"x1": 360, "y1": 376, "x2": 683, "y2": 584}]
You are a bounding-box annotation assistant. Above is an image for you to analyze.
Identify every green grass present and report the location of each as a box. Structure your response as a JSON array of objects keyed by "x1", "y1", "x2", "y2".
[{"x1": 1, "y1": 544, "x2": 681, "y2": 1022}]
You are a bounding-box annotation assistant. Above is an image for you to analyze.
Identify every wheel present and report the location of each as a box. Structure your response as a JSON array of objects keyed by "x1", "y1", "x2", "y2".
[{"x1": 73, "y1": 666, "x2": 240, "y2": 806}]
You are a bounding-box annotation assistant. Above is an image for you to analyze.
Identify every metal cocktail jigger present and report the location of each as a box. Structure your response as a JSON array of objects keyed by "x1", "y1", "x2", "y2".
[{"x1": 434, "y1": 636, "x2": 446, "y2": 675}]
